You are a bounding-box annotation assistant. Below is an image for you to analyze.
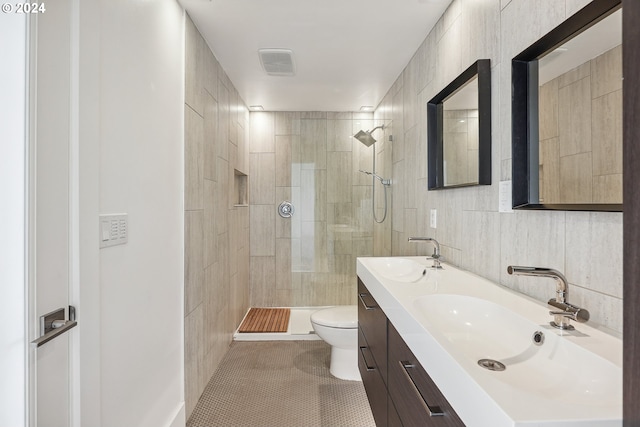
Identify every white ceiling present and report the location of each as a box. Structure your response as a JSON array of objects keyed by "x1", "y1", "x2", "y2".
[
  {"x1": 539, "y1": 9, "x2": 621, "y2": 85},
  {"x1": 178, "y1": 0, "x2": 452, "y2": 112}
]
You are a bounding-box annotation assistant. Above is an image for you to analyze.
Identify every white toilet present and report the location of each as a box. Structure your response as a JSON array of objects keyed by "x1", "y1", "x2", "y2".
[{"x1": 310, "y1": 306, "x2": 361, "y2": 381}]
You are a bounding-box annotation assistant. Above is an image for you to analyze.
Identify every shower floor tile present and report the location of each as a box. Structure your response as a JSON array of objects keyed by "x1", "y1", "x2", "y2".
[{"x1": 186, "y1": 341, "x2": 375, "y2": 427}]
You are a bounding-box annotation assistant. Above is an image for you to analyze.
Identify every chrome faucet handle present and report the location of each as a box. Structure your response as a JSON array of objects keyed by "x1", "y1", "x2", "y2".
[
  {"x1": 430, "y1": 252, "x2": 443, "y2": 267},
  {"x1": 549, "y1": 310, "x2": 589, "y2": 322},
  {"x1": 547, "y1": 300, "x2": 589, "y2": 330},
  {"x1": 548, "y1": 300, "x2": 590, "y2": 323},
  {"x1": 430, "y1": 256, "x2": 443, "y2": 269}
]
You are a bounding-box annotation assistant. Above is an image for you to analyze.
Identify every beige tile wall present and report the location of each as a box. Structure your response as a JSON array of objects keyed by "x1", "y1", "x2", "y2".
[
  {"x1": 443, "y1": 109, "x2": 480, "y2": 186},
  {"x1": 249, "y1": 112, "x2": 378, "y2": 306},
  {"x1": 539, "y1": 45, "x2": 622, "y2": 204},
  {"x1": 184, "y1": 15, "x2": 250, "y2": 418},
  {"x1": 374, "y1": 0, "x2": 622, "y2": 332}
]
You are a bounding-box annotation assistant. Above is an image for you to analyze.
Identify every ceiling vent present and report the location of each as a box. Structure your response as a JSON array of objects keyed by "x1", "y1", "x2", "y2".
[{"x1": 258, "y1": 49, "x2": 296, "y2": 76}]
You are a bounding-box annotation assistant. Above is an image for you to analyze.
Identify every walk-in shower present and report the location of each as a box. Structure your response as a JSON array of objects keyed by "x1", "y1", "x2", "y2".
[{"x1": 354, "y1": 124, "x2": 390, "y2": 223}]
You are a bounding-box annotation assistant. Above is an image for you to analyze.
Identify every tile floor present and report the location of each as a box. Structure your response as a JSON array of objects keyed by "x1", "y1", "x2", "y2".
[{"x1": 186, "y1": 340, "x2": 376, "y2": 427}]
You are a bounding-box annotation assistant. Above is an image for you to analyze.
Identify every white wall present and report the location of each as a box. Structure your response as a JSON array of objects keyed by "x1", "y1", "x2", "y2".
[
  {"x1": 0, "y1": 12, "x2": 27, "y2": 427},
  {"x1": 78, "y1": 1, "x2": 185, "y2": 426}
]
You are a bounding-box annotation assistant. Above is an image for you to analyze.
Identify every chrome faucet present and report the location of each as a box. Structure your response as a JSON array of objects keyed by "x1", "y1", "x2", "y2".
[
  {"x1": 408, "y1": 237, "x2": 442, "y2": 269},
  {"x1": 507, "y1": 266, "x2": 590, "y2": 330}
]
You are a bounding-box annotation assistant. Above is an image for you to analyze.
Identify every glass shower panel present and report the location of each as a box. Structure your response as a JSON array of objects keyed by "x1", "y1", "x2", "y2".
[
  {"x1": 288, "y1": 115, "x2": 375, "y2": 306},
  {"x1": 250, "y1": 112, "x2": 385, "y2": 308}
]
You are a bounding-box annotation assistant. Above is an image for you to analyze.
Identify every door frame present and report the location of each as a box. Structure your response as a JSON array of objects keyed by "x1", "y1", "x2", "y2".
[
  {"x1": 623, "y1": 1, "x2": 640, "y2": 425},
  {"x1": 0, "y1": 12, "x2": 29, "y2": 427}
]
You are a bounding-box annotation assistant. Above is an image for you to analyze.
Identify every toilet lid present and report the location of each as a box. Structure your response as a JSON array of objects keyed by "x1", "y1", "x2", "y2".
[{"x1": 311, "y1": 306, "x2": 358, "y2": 328}]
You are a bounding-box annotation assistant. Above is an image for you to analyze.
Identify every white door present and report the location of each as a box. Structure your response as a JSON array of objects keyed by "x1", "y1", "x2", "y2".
[{"x1": 28, "y1": 1, "x2": 77, "y2": 426}]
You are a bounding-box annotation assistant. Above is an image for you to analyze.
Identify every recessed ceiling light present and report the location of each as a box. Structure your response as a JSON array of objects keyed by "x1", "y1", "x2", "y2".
[
  {"x1": 249, "y1": 105, "x2": 265, "y2": 111},
  {"x1": 359, "y1": 106, "x2": 374, "y2": 112}
]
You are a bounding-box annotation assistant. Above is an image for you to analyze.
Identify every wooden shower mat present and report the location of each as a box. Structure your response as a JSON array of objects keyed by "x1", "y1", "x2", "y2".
[{"x1": 238, "y1": 308, "x2": 291, "y2": 333}]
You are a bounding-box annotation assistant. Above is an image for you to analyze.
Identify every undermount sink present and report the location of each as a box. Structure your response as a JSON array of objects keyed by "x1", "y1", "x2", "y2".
[
  {"x1": 413, "y1": 294, "x2": 621, "y2": 407},
  {"x1": 366, "y1": 257, "x2": 428, "y2": 283}
]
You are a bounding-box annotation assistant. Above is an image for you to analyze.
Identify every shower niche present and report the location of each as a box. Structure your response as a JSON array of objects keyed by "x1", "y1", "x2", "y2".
[{"x1": 234, "y1": 169, "x2": 248, "y2": 207}]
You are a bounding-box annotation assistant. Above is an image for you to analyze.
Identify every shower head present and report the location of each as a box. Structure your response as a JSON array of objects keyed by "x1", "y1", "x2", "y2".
[
  {"x1": 353, "y1": 130, "x2": 377, "y2": 146},
  {"x1": 353, "y1": 125, "x2": 385, "y2": 147}
]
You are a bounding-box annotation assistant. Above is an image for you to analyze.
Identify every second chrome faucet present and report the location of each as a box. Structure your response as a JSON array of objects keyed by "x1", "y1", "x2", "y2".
[
  {"x1": 507, "y1": 266, "x2": 590, "y2": 330},
  {"x1": 408, "y1": 237, "x2": 442, "y2": 269}
]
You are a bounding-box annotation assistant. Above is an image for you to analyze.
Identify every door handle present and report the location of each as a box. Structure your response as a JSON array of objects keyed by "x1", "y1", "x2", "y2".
[{"x1": 31, "y1": 306, "x2": 77, "y2": 347}]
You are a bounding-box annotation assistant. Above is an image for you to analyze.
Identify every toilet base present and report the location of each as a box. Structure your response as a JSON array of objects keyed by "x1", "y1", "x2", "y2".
[{"x1": 329, "y1": 346, "x2": 361, "y2": 381}]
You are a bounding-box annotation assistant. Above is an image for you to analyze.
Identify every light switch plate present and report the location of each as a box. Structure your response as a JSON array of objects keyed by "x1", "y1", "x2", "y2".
[
  {"x1": 499, "y1": 181, "x2": 514, "y2": 213},
  {"x1": 430, "y1": 209, "x2": 437, "y2": 229},
  {"x1": 99, "y1": 213, "x2": 128, "y2": 248}
]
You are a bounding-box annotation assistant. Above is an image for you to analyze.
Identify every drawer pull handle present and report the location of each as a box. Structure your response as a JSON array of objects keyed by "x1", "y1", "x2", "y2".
[
  {"x1": 359, "y1": 346, "x2": 376, "y2": 371},
  {"x1": 399, "y1": 361, "x2": 444, "y2": 417},
  {"x1": 358, "y1": 293, "x2": 376, "y2": 310}
]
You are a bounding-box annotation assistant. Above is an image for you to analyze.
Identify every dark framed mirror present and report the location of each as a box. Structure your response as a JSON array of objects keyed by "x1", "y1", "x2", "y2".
[
  {"x1": 428, "y1": 59, "x2": 491, "y2": 190},
  {"x1": 512, "y1": 0, "x2": 622, "y2": 211}
]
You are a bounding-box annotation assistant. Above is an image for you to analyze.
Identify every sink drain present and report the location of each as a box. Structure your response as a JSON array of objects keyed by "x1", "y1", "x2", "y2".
[{"x1": 478, "y1": 359, "x2": 506, "y2": 371}]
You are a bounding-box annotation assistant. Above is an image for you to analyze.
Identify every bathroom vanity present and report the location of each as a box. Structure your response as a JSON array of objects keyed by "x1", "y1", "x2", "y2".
[
  {"x1": 356, "y1": 257, "x2": 622, "y2": 427},
  {"x1": 358, "y1": 278, "x2": 463, "y2": 427}
]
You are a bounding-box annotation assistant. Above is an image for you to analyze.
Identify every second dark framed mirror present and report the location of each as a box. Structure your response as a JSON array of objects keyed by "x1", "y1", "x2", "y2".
[
  {"x1": 428, "y1": 59, "x2": 491, "y2": 190},
  {"x1": 512, "y1": 0, "x2": 622, "y2": 211}
]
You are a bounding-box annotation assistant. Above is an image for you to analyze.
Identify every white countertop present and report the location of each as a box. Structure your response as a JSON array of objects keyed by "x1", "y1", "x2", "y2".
[{"x1": 357, "y1": 257, "x2": 622, "y2": 427}]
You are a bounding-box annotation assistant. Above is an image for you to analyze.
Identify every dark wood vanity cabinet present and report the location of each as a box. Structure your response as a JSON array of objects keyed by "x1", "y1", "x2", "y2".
[
  {"x1": 387, "y1": 399, "x2": 404, "y2": 427},
  {"x1": 358, "y1": 278, "x2": 388, "y2": 383},
  {"x1": 358, "y1": 278, "x2": 390, "y2": 426},
  {"x1": 388, "y1": 323, "x2": 464, "y2": 426},
  {"x1": 358, "y1": 277, "x2": 465, "y2": 427},
  {"x1": 358, "y1": 326, "x2": 388, "y2": 427}
]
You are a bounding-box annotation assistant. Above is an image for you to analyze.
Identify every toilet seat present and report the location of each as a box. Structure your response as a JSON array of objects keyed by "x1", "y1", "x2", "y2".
[{"x1": 311, "y1": 306, "x2": 358, "y2": 328}]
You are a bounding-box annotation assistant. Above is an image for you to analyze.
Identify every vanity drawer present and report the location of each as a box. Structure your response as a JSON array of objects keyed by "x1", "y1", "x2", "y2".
[
  {"x1": 358, "y1": 277, "x2": 388, "y2": 384},
  {"x1": 388, "y1": 323, "x2": 465, "y2": 427},
  {"x1": 359, "y1": 327, "x2": 388, "y2": 427},
  {"x1": 387, "y1": 397, "x2": 403, "y2": 427}
]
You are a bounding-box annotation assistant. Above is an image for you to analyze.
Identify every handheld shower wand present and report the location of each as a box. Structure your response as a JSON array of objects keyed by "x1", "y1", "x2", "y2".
[
  {"x1": 359, "y1": 170, "x2": 391, "y2": 186},
  {"x1": 359, "y1": 169, "x2": 390, "y2": 223}
]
